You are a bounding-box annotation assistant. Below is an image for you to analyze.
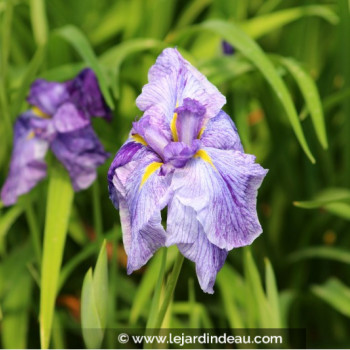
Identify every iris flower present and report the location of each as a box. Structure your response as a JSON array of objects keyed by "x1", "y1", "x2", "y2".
[
  {"x1": 108, "y1": 48, "x2": 267, "y2": 293},
  {"x1": 1, "y1": 68, "x2": 111, "y2": 206}
]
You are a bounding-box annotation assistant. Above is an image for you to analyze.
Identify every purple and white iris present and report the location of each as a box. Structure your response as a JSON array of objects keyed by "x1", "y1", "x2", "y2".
[
  {"x1": 1, "y1": 68, "x2": 111, "y2": 206},
  {"x1": 108, "y1": 48, "x2": 267, "y2": 293}
]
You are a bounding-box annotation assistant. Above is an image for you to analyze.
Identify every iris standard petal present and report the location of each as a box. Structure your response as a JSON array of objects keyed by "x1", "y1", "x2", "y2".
[
  {"x1": 27, "y1": 79, "x2": 69, "y2": 115},
  {"x1": 110, "y1": 151, "x2": 171, "y2": 273},
  {"x1": 200, "y1": 110, "x2": 244, "y2": 152},
  {"x1": 136, "y1": 48, "x2": 226, "y2": 123},
  {"x1": 50, "y1": 126, "x2": 109, "y2": 191},
  {"x1": 65, "y1": 68, "x2": 112, "y2": 120},
  {"x1": 171, "y1": 147, "x2": 268, "y2": 250},
  {"x1": 167, "y1": 198, "x2": 228, "y2": 294},
  {"x1": 1, "y1": 113, "x2": 49, "y2": 206}
]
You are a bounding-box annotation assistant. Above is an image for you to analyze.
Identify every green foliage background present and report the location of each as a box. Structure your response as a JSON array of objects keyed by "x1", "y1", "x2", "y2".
[{"x1": 0, "y1": 0, "x2": 350, "y2": 348}]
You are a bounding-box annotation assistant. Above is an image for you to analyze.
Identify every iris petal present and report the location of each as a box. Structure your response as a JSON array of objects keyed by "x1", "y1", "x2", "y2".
[
  {"x1": 171, "y1": 147, "x2": 268, "y2": 250},
  {"x1": 1, "y1": 112, "x2": 49, "y2": 205}
]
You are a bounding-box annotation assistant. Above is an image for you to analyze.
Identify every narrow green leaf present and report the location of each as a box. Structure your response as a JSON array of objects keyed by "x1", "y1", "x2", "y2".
[
  {"x1": 312, "y1": 278, "x2": 350, "y2": 317},
  {"x1": 242, "y1": 5, "x2": 339, "y2": 39},
  {"x1": 29, "y1": 0, "x2": 48, "y2": 46},
  {"x1": 201, "y1": 20, "x2": 315, "y2": 163},
  {"x1": 81, "y1": 269, "x2": 104, "y2": 349},
  {"x1": 1, "y1": 271, "x2": 32, "y2": 349},
  {"x1": 278, "y1": 57, "x2": 327, "y2": 149},
  {"x1": 92, "y1": 240, "x2": 109, "y2": 330},
  {"x1": 265, "y1": 258, "x2": 282, "y2": 327},
  {"x1": 0, "y1": 204, "x2": 24, "y2": 243},
  {"x1": 325, "y1": 202, "x2": 350, "y2": 220},
  {"x1": 40, "y1": 164, "x2": 74, "y2": 349},
  {"x1": 175, "y1": 0, "x2": 212, "y2": 29},
  {"x1": 56, "y1": 25, "x2": 114, "y2": 108},
  {"x1": 289, "y1": 246, "x2": 350, "y2": 264}
]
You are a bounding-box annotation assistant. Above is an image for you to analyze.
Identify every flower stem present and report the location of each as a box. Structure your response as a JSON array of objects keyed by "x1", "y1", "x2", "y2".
[
  {"x1": 146, "y1": 248, "x2": 168, "y2": 329},
  {"x1": 153, "y1": 251, "x2": 184, "y2": 329}
]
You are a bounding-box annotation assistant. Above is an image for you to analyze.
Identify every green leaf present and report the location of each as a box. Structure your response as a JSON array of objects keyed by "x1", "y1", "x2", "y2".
[
  {"x1": 294, "y1": 188, "x2": 350, "y2": 209},
  {"x1": 1, "y1": 271, "x2": 33, "y2": 349},
  {"x1": 40, "y1": 164, "x2": 74, "y2": 349},
  {"x1": 312, "y1": 278, "x2": 350, "y2": 317},
  {"x1": 29, "y1": 0, "x2": 48, "y2": 46},
  {"x1": 55, "y1": 25, "x2": 114, "y2": 109},
  {"x1": 242, "y1": 5, "x2": 339, "y2": 39},
  {"x1": 81, "y1": 241, "x2": 109, "y2": 349},
  {"x1": 278, "y1": 57, "x2": 327, "y2": 149},
  {"x1": 265, "y1": 258, "x2": 282, "y2": 327},
  {"x1": 289, "y1": 246, "x2": 350, "y2": 264},
  {"x1": 0, "y1": 204, "x2": 24, "y2": 244},
  {"x1": 81, "y1": 269, "x2": 104, "y2": 349},
  {"x1": 201, "y1": 20, "x2": 315, "y2": 163}
]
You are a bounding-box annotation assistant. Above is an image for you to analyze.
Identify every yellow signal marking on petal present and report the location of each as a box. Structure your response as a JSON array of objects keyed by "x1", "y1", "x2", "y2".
[
  {"x1": 170, "y1": 101, "x2": 179, "y2": 141},
  {"x1": 27, "y1": 130, "x2": 35, "y2": 140},
  {"x1": 197, "y1": 126, "x2": 205, "y2": 139},
  {"x1": 32, "y1": 106, "x2": 50, "y2": 119},
  {"x1": 194, "y1": 149, "x2": 216, "y2": 170},
  {"x1": 132, "y1": 134, "x2": 148, "y2": 146},
  {"x1": 140, "y1": 162, "x2": 163, "y2": 189}
]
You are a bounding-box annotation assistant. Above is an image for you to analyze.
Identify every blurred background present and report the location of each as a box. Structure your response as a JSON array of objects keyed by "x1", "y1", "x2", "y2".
[{"x1": 0, "y1": 0, "x2": 350, "y2": 348}]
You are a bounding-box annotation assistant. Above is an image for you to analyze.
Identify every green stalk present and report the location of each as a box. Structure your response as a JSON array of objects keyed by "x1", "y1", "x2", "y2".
[
  {"x1": 153, "y1": 252, "x2": 184, "y2": 329},
  {"x1": 146, "y1": 248, "x2": 168, "y2": 329},
  {"x1": 92, "y1": 180, "x2": 103, "y2": 243},
  {"x1": 25, "y1": 202, "x2": 42, "y2": 266}
]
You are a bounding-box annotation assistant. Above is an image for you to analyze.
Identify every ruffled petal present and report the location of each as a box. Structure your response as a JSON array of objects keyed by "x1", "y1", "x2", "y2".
[
  {"x1": 167, "y1": 198, "x2": 227, "y2": 294},
  {"x1": 53, "y1": 102, "x2": 90, "y2": 133},
  {"x1": 50, "y1": 126, "x2": 109, "y2": 191},
  {"x1": 27, "y1": 80, "x2": 69, "y2": 115},
  {"x1": 136, "y1": 48, "x2": 226, "y2": 123},
  {"x1": 171, "y1": 147, "x2": 268, "y2": 250},
  {"x1": 1, "y1": 113, "x2": 49, "y2": 205},
  {"x1": 65, "y1": 68, "x2": 112, "y2": 120},
  {"x1": 110, "y1": 150, "x2": 171, "y2": 273},
  {"x1": 200, "y1": 110, "x2": 243, "y2": 152}
]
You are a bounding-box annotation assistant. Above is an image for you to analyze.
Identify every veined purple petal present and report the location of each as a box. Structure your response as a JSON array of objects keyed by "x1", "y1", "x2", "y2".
[
  {"x1": 53, "y1": 102, "x2": 89, "y2": 133},
  {"x1": 175, "y1": 98, "x2": 206, "y2": 145},
  {"x1": 51, "y1": 126, "x2": 109, "y2": 191},
  {"x1": 1, "y1": 113, "x2": 49, "y2": 205},
  {"x1": 200, "y1": 110, "x2": 244, "y2": 152},
  {"x1": 65, "y1": 68, "x2": 112, "y2": 120},
  {"x1": 136, "y1": 48, "x2": 226, "y2": 123},
  {"x1": 171, "y1": 147, "x2": 268, "y2": 250},
  {"x1": 27, "y1": 80, "x2": 69, "y2": 115},
  {"x1": 110, "y1": 151, "x2": 171, "y2": 273},
  {"x1": 167, "y1": 198, "x2": 228, "y2": 294},
  {"x1": 163, "y1": 140, "x2": 200, "y2": 169}
]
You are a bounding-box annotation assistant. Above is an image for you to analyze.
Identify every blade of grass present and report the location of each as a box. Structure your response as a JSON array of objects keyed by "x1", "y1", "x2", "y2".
[
  {"x1": 288, "y1": 246, "x2": 350, "y2": 264},
  {"x1": 29, "y1": 0, "x2": 48, "y2": 46},
  {"x1": 55, "y1": 25, "x2": 114, "y2": 109},
  {"x1": 201, "y1": 19, "x2": 315, "y2": 163},
  {"x1": 278, "y1": 56, "x2": 327, "y2": 149},
  {"x1": 40, "y1": 163, "x2": 74, "y2": 349}
]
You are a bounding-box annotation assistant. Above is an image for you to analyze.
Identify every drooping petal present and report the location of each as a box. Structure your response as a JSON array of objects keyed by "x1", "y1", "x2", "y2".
[
  {"x1": 200, "y1": 110, "x2": 244, "y2": 152},
  {"x1": 108, "y1": 141, "x2": 148, "y2": 209},
  {"x1": 167, "y1": 198, "x2": 228, "y2": 294},
  {"x1": 110, "y1": 151, "x2": 171, "y2": 273},
  {"x1": 136, "y1": 48, "x2": 226, "y2": 124},
  {"x1": 1, "y1": 113, "x2": 49, "y2": 205},
  {"x1": 52, "y1": 102, "x2": 90, "y2": 133},
  {"x1": 65, "y1": 68, "x2": 112, "y2": 120},
  {"x1": 170, "y1": 147, "x2": 268, "y2": 250},
  {"x1": 50, "y1": 126, "x2": 109, "y2": 191},
  {"x1": 27, "y1": 79, "x2": 69, "y2": 115}
]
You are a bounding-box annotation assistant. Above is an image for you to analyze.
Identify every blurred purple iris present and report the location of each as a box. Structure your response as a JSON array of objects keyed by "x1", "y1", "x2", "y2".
[
  {"x1": 1, "y1": 68, "x2": 111, "y2": 206},
  {"x1": 222, "y1": 40, "x2": 235, "y2": 55},
  {"x1": 108, "y1": 48, "x2": 267, "y2": 293}
]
